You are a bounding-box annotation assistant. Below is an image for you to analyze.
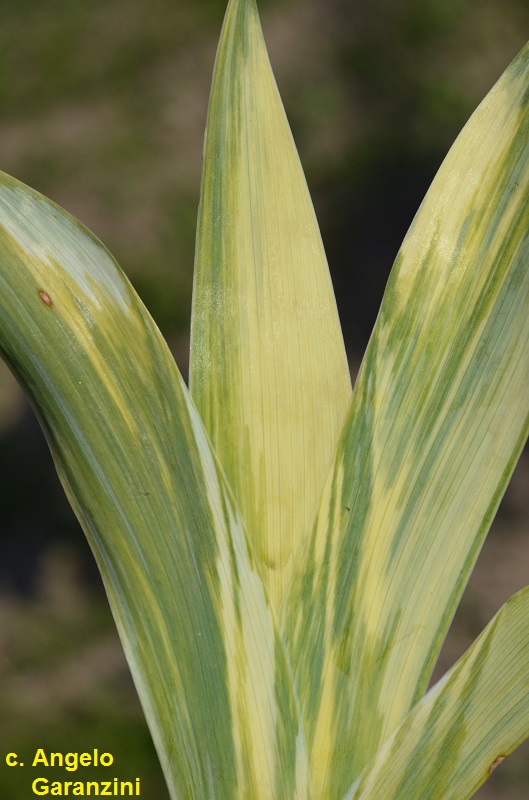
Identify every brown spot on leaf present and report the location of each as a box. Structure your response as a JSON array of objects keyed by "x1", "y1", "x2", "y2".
[
  {"x1": 488, "y1": 755, "x2": 506, "y2": 776},
  {"x1": 39, "y1": 290, "x2": 53, "y2": 307}
]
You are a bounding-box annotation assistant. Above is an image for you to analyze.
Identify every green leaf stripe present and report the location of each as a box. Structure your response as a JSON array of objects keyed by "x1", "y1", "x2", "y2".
[
  {"x1": 1, "y1": 3, "x2": 529, "y2": 799},
  {"x1": 191, "y1": 0, "x2": 351, "y2": 610},
  {"x1": 0, "y1": 172, "x2": 310, "y2": 800},
  {"x1": 282, "y1": 40, "x2": 529, "y2": 799},
  {"x1": 342, "y1": 587, "x2": 529, "y2": 800}
]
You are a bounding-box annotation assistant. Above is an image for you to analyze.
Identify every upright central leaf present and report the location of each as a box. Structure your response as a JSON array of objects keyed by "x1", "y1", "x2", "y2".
[{"x1": 190, "y1": 0, "x2": 352, "y2": 608}]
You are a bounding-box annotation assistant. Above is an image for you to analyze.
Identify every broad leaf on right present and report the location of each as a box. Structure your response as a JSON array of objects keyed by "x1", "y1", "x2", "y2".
[{"x1": 281, "y1": 40, "x2": 529, "y2": 800}]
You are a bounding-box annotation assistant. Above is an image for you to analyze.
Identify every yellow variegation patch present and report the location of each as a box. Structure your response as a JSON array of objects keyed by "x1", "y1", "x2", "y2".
[
  {"x1": 0, "y1": 173, "x2": 310, "y2": 800},
  {"x1": 0, "y1": 3, "x2": 529, "y2": 800},
  {"x1": 342, "y1": 587, "x2": 529, "y2": 800},
  {"x1": 282, "y1": 38, "x2": 529, "y2": 800},
  {"x1": 190, "y1": 0, "x2": 352, "y2": 609}
]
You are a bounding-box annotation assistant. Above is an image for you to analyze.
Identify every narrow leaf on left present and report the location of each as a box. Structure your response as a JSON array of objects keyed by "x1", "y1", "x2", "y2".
[{"x1": 0, "y1": 171, "x2": 311, "y2": 800}]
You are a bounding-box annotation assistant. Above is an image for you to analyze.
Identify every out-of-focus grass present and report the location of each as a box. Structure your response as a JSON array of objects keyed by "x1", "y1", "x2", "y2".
[
  {"x1": 0, "y1": 545, "x2": 170, "y2": 799},
  {"x1": 0, "y1": 0, "x2": 228, "y2": 346}
]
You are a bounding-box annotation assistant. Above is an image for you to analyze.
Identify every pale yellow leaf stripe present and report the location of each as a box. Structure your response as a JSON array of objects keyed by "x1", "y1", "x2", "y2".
[
  {"x1": 190, "y1": 0, "x2": 352, "y2": 608},
  {"x1": 342, "y1": 586, "x2": 529, "y2": 800},
  {"x1": 0, "y1": 172, "x2": 311, "y2": 800},
  {"x1": 282, "y1": 42, "x2": 529, "y2": 798}
]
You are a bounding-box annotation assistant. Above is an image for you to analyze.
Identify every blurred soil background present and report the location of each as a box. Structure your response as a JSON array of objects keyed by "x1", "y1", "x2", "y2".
[{"x1": 0, "y1": 0, "x2": 528, "y2": 797}]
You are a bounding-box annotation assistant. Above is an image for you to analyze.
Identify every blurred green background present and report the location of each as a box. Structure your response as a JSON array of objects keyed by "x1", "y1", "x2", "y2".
[{"x1": 1, "y1": 0, "x2": 528, "y2": 797}]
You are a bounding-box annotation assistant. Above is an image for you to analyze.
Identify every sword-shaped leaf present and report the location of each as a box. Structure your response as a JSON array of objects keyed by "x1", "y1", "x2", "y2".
[
  {"x1": 282, "y1": 42, "x2": 529, "y2": 798},
  {"x1": 0, "y1": 171, "x2": 311, "y2": 800},
  {"x1": 190, "y1": 0, "x2": 352, "y2": 609},
  {"x1": 341, "y1": 586, "x2": 529, "y2": 800}
]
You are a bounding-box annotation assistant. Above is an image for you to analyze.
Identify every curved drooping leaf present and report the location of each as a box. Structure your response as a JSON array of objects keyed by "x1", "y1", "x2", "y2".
[
  {"x1": 0, "y1": 171, "x2": 311, "y2": 800},
  {"x1": 282, "y1": 41, "x2": 529, "y2": 798},
  {"x1": 190, "y1": 0, "x2": 352, "y2": 609},
  {"x1": 341, "y1": 586, "x2": 529, "y2": 800}
]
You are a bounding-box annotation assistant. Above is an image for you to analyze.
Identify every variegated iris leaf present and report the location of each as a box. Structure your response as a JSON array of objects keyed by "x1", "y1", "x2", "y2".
[
  {"x1": 282, "y1": 40, "x2": 529, "y2": 799},
  {"x1": 341, "y1": 586, "x2": 529, "y2": 800},
  {"x1": 0, "y1": 171, "x2": 311, "y2": 800},
  {"x1": 190, "y1": 0, "x2": 352, "y2": 610},
  {"x1": 2, "y1": 0, "x2": 529, "y2": 797}
]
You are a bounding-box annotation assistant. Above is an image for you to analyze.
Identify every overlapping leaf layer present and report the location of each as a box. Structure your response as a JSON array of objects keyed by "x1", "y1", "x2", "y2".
[
  {"x1": 0, "y1": 173, "x2": 310, "y2": 799},
  {"x1": 0, "y1": 1, "x2": 528, "y2": 799}
]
